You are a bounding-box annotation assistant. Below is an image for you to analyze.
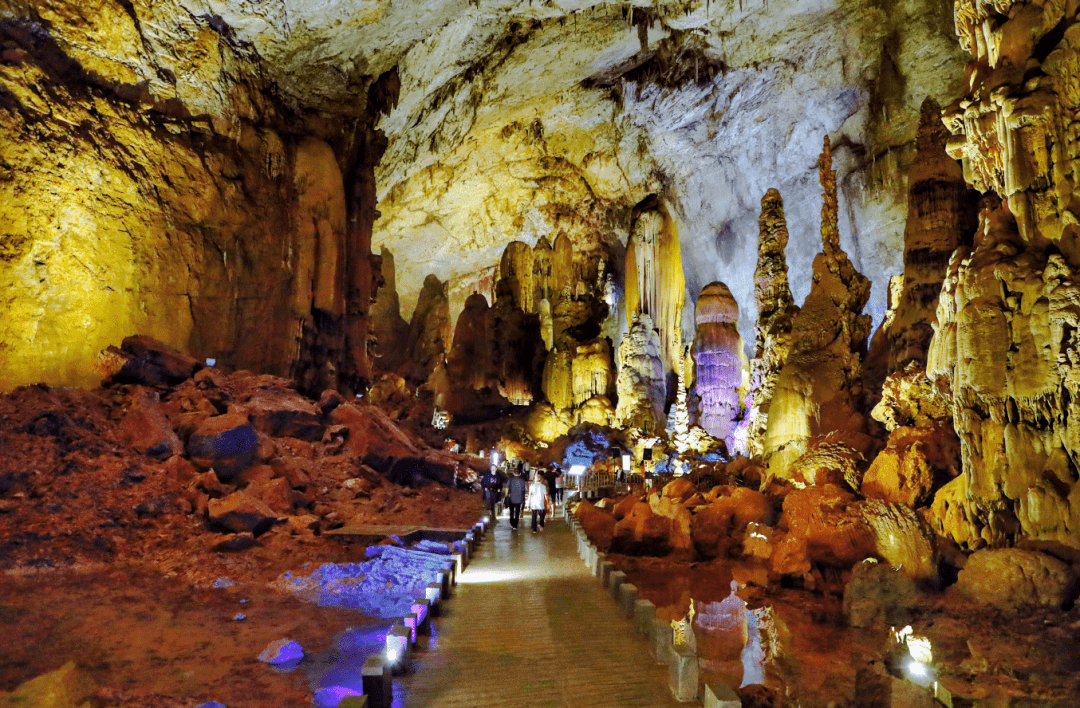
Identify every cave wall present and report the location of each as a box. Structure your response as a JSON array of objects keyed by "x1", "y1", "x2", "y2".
[{"x1": 0, "y1": 1, "x2": 388, "y2": 393}]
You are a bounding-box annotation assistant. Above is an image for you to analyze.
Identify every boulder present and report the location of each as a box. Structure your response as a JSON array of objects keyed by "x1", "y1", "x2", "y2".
[
  {"x1": 648, "y1": 493, "x2": 693, "y2": 556},
  {"x1": 612, "y1": 500, "x2": 672, "y2": 556},
  {"x1": 711, "y1": 487, "x2": 772, "y2": 529},
  {"x1": 185, "y1": 413, "x2": 259, "y2": 481},
  {"x1": 861, "y1": 423, "x2": 958, "y2": 507},
  {"x1": 577, "y1": 499, "x2": 617, "y2": 551},
  {"x1": 108, "y1": 335, "x2": 202, "y2": 387},
  {"x1": 119, "y1": 387, "x2": 182, "y2": 459},
  {"x1": 779, "y1": 484, "x2": 875, "y2": 566},
  {"x1": 237, "y1": 464, "x2": 276, "y2": 487},
  {"x1": 247, "y1": 477, "x2": 294, "y2": 515},
  {"x1": 213, "y1": 532, "x2": 257, "y2": 552},
  {"x1": 859, "y1": 499, "x2": 938, "y2": 584},
  {"x1": 612, "y1": 494, "x2": 639, "y2": 521},
  {"x1": 690, "y1": 503, "x2": 735, "y2": 560},
  {"x1": 843, "y1": 560, "x2": 917, "y2": 628},
  {"x1": 241, "y1": 387, "x2": 323, "y2": 441},
  {"x1": 208, "y1": 491, "x2": 278, "y2": 534},
  {"x1": 952, "y1": 548, "x2": 1077, "y2": 611},
  {"x1": 661, "y1": 477, "x2": 698, "y2": 502},
  {"x1": 329, "y1": 402, "x2": 419, "y2": 460},
  {"x1": 0, "y1": 661, "x2": 95, "y2": 708}
]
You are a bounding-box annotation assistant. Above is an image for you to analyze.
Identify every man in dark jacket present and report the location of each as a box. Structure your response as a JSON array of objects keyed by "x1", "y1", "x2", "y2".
[
  {"x1": 505, "y1": 466, "x2": 528, "y2": 530},
  {"x1": 481, "y1": 466, "x2": 502, "y2": 520},
  {"x1": 542, "y1": 464, "x2": 559, "y2": 507}
]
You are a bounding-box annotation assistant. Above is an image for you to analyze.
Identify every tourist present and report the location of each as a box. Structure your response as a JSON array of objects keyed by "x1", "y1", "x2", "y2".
[
  {"x1": 554, "y1": 467, "x2": 564, "y2": 504},
  {"x1": 542, "y1": 464, "x2": 559, "y2": 505},
  {"x1": 481, "y1": 465, "x2": 502, "y2": 521},
  {"x1": 527, "y1": 472, "x2": 552, "y2": 532},
  {"x1": 505, "y1": 465, "x2": 528, "y2": 530}
]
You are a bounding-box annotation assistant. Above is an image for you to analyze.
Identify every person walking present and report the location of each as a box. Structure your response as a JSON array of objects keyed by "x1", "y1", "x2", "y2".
[
  {"x1": 506, "y1": 465, "x2": 528, "y2": 530},
  {"x1": 481, "y1": 465, "x2": 503, "y2": 521},
  {"x1": 542, "y1": 464, "x2": 559, "y2": 506},
  {"x1": 527, "y1": 472, "x2": 552, "y2": 533},
  {"x1": 554, "y1": 467, "x2": 564, "y2": 504}
]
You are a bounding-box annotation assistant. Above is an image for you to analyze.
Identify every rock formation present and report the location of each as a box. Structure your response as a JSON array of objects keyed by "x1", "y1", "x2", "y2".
[
  {"x1": 370, "y1": 248, "x2": 411, "y2": 374},
  {"x1": 692, "y1": 282, "x2": 745, "y2": 450},
  {"x1": 404, "y1": 274, "x2": 451, "y2": 387},
  {"x1": 444, "y1": 292, "x2": 498, "y2": 405},
  {"x1": 747, "y1": 189, "x2": 798, "y2": 458},
  {"x1": 615, "y1": 313, "x2": 667, "y2": 434},
  {"x1": 880, "y1": 98, "x2": 980, "y2": 372},
  {"x1": 625, "y1": 197, "x2": 685, "y2": 379},
  {"x1": 925, "y1": 0, "x2": 1080, "y2": 550},
  {"x1": 763, "y1": 138, "x2": 873, "y2": 477}
]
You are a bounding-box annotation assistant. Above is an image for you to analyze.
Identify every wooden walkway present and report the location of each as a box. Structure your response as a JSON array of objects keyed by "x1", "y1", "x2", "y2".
[{"x1": 395, "y1": 509, "x2": 684, "y2": 707}]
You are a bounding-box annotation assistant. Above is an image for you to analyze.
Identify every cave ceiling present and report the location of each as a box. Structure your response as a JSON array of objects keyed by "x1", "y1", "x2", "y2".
[
  {"x1": 3, "y1": 0, "x2": 968, "y2": 347},
  {"x1": 216, "y1": 0, "x2": 967, "y2": 339}
]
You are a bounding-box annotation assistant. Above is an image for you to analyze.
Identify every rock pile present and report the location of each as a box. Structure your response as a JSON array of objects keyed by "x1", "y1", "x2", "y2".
[{"x1": 0, "y1": 336, "x2": 484, "y2": 571}]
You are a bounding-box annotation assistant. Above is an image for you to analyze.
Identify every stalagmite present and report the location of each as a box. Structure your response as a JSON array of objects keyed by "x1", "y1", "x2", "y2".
[
  {"x1": 445, "y1": 293, "x2": 497, "y2": 394},
  {"x1": 881, "y1": 98, "x2": 979, "y2": 372},
  {"x1": 927, "y1": 0, "x2": 1080, "y2": 550},
  {"x1": 763, "y1": 137, "x2": 872, "y2": 478},
  {"x1": 747, "y1": 189, "x2": 798, "y2": 458},
  {"x1": 491, "y1": 279, "x2": 546, "y2": 407},
  {"x1": 692, "y1": 282, "x2": 744, "y2": 449},
  {"x1": 532, "y1": 236, "x2": 555, "y2": 312},
  {"x1": 553, "y1": 233, "x2": 575, "y2": 297},
  {"x1": 370, "y1": 247, "x2": 411, "y2": 374},
  {"x1": 615, "y1": 313, "x2": 666, "y2": 434},
  {"x1": 499, "y1": 241, "x2": 534, "y2": 312},
  {"x1": 404, "y1": 274, "x2": 451, "y2": 386}
]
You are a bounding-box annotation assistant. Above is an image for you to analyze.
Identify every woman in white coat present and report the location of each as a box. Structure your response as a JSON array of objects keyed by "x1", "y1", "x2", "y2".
[{"x1": 527, "y1": 472, "x2": 552, "y2": 533}]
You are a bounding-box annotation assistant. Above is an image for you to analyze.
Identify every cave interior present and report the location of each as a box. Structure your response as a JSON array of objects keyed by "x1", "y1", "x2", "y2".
[{"x1": 2, "y1": 0, "x2": 1080, "y2": 706}]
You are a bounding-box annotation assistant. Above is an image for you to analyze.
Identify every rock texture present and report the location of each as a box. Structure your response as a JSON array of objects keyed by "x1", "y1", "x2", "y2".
[
  {"x1": 924, "y1": 0, "x2": 1080, "y2": 549},
  {"x1": 879, "y1": 98, "x2": 980, "y2": 372},
  {"x1": 747, "y1": 189, "x2": 798, "y2": 459},
  {"x1": 763, "y1": 138, "x2": 873, "y2": 477},
  {"x1": 0, "y1": 7, "x2": 394, "y2": 396},
  {"x1": 615, "y1": 313, "x2": 666, "y2": 434},
  {"x1": 692, "y1": 282, "x2": 744, "y2": 448}
]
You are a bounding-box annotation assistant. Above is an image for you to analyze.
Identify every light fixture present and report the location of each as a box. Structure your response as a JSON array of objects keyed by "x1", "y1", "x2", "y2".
[
  {"x1": 569, "y1": 464, "x2": 586, "y2": 475},
  {"x1": 622, "y1": 454, "x2": 631, "y2": 471},
  {"x1": 491, "y1": 451, "x2": 499, "y2": 465}
]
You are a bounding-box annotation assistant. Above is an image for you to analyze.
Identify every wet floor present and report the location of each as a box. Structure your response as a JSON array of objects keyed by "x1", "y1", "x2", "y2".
[{"x1": 395, "y1": 508, "x2": 684, "y2": 708}]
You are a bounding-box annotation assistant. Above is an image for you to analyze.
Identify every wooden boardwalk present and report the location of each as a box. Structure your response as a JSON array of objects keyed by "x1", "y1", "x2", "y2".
[{"x1": 395, "y1": 509, "x2": 684, "y2": 707}]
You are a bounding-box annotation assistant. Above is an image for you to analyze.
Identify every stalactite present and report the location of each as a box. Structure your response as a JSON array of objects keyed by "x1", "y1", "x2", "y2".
[{"x1": 626, "y1": 196, "x2": 686, "y2": 379}]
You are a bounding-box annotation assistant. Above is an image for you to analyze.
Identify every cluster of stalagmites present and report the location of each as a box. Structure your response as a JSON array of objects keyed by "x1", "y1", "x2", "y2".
[{"x1": 929, "y1": 0, "x2": 1080, "y2": 550}]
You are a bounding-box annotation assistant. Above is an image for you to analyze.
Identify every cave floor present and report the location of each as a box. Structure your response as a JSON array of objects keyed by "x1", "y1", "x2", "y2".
[{"x1": 398, "y1": 507, "x2": 684, "y2": 708}]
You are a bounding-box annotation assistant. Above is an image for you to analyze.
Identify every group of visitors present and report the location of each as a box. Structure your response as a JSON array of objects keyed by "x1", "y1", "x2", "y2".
[{"x1": 480, "y1": 460, "x2": 564, "y2": 533}]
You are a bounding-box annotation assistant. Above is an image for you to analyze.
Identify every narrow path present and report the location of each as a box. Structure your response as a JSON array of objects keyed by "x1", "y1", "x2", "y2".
[{"x1": 395, "y1": 509, "x2": 683, "y2": 708}]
